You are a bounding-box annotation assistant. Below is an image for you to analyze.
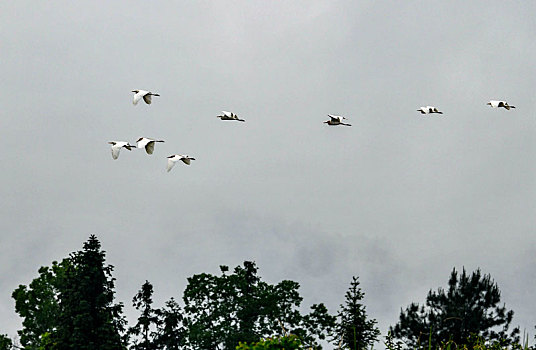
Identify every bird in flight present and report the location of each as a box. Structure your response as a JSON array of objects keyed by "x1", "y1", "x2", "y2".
[
  {"x1": 132, "y1": 90, "x2": 160, "y2": 105},
  {"x1": 167, "y1": 154, "x2": 196, "y2": 172},
  {"x1": 417, "y1": 106, "x2": 443, "y2": 114},
  {"x1": 217, "y1": 111, "x2": 245, "y2": 122},
  {"x1": 324, "y1": 114, "x2": 352, "y2": 126},
  {"x1": 136, "y1": 137, "x2": 165, "y2": 155},
  {"x1": 487, "y1": 100, "x2": 515, "y2": 110},
  {"x1": 108, "y1": 141, "x2": 135, "y2": 160}
]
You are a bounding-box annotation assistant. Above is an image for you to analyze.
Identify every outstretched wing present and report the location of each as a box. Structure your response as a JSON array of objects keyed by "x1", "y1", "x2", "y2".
[
  {"x1": 145, "y1": 141, "x2": 155, "y2": 154},
  {"x1": 143, "y1": 94, "x2": 152, "y2": 104},
  {"x1": 111, "y1": 146, "x2": 120, "y2": 160},
  {"x1": 167, "y1": 158, "x2": 177, "y2": 172},
  {"x1": 133, "y1": 92, "x2": 143, "y2": 105}
]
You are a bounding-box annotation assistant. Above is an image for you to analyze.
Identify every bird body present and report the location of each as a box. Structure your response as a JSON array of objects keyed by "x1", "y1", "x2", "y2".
[
  {"x1": 217, "y1": 111, "x2": 245, "y2": 122},
  {"x1": 108, "y1": 141, "x2": 135, "y2": 160},
  {"x1": 132, "y1": 90, "x2": 160, "y2": 105},
  {"x1": 487, "y1": 100, "x2": 515, "y2": 110},
  {"x1": 417, "y1": 106, "x2": 443, "y2": 114},
  {"x1": 136, "y1": 137, "x2": 165, "y2": 155},
  {"x1": 167, "y1": 154, "x2": 196, "y2": 172},
  {"x1": 324, "y1": 114, "x2": 351, "y2": 126}
]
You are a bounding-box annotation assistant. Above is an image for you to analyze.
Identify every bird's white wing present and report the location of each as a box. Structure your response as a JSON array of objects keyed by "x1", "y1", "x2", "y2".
[
  {"x1": 133, "y1": 92, "x2": 143, "y2": 105},
  {"x1": 143, "y1": 94, "x2": 152, "y2": 104},
  {"x1": 145, "y1": 141, "x2": 155, "y2": 154},
  {"x1": 167, "y1": 158, "x2": 177, "y2": 172},
  {"x1": 111, "y1": 146, "x2": 121, "y2": 160},
  {"x1": 181, "y1": 157, "x2": 191, "y2": 165},
  {"x1": 222, "y1": 111, "x2": 232, "y2": 117}
]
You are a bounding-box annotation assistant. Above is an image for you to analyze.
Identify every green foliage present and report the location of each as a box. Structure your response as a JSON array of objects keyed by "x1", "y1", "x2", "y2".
[
  {"x1": 12, "y1": 259, "x2": 70, "y2": 349},
  {"x1": 128, "y1": 280, "x2": 160, "y2": 349},
  {"x1": 236, "y1": 335, "x2": 304, "y2": 350},
  {"x1": 390, "y1": 268, "x2": 520, "y2": 349},
  {"x1": 333, "y1": 276, "x2": 380, "y2": 350},
  {"x1": 38, "y1": 332, "x2": 53, "y2": 350},
  {"x1": 0, "y1": 334, "x2": 12, "y2": 350},
  {"x1": 182, "y1": 261, "x2": 335, "y2": 350},
  {"x1": 153, "y1": 297, "x2": 186, "y2": 350},
  {"x1": 51, "y1": 234, "x2": 127, "y2": 350}
]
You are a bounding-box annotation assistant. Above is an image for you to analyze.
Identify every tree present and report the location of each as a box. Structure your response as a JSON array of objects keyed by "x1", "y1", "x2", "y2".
[
  {"x1": 333, "y1": 276, "x2": 380, "y2": 350},
  {"x1": 153, "y1": 298, "x2": 186, "y2": 350},
  {"x1": 236, "y1": 335, "x2": 304, "y2": 350},
  {"x1": 182, "y1": 261, "x2": 335, "y2": 350},
  {"x1": 0, "y1": 334, "x2": 12, "y2": 350},
  {"x1": 390, "y1": 267, "x2": 520, "y2": 349},
  {"x1": 52, "y1": 234, "x2": 127, "y2": 350},
  {"x1": 12, "y1": 259, "x2": 70, "y2": 349},
  {"x1": 129, "y1": 281, "x2": 160, "y2": 350}
]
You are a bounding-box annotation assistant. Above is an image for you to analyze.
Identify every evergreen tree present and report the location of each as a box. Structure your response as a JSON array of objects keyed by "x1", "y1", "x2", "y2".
[
  {"x1": 128, "y1": 281, "x2": 160, "y2": 350},
  {"x1": 153, "y1": 298, "x2": 186, "y2": 350},
  {"x1": 390, "y1": 267, "x2": 520, "y2": 349},
  {"x1": 52, "y1": 235, "x2": 126, "y2": 350},
  {"x1": 333, "y1": 277, "x2": 380, "y2": 350}
]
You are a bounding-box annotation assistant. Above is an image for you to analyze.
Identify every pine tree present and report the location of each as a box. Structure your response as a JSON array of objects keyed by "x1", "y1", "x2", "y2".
[
  {"x1": 390, "y1": 267, "x2": 520, "y2": 349},
  {"x1": 334, "y1": 277, "x2": 380, "y2": 350},
  {"x1": 153, "y1": 298, "x2": 186, "y2": 350},
  {"x1": 129, "y1": 281, "x2": 160, "y2": 349},
  {"x1": 52, "y1": 235, "x2": 126, "y2": 350}
]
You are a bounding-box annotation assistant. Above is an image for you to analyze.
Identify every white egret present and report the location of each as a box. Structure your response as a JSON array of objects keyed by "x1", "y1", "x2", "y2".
[
  {"x1": 417, "y1": 106, "x2": 443, "y2": 114},
  {"x1": 132, "y1": 90, "x2": 160, "y2": 105},
  {"x1": 167, "y1": 154, "x2": 196, "y2": 172},
  {"x1": 487, "y1": 100, "x2": 515, "y2": 110},
  {"x1": 108, "y1": 141, "x2": 135, "y2": 160},
  {"x1": 324, "y1": 114, "x2": 351, "y2": 126},
  {"x1": 217, "y1": 111, "x2": 245, "y2": 122},
  {"x1": 136, "y1": 137, "x2": 165, "y2": 155}
]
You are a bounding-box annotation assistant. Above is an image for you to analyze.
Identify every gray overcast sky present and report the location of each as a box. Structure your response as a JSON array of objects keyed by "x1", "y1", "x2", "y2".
[{"x1": 1, "y1": 0, "x2": 535, "y2": 345}]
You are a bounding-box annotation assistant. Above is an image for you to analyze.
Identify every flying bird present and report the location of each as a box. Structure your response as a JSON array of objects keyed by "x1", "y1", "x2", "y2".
[
  {"x1": 417, "y1": 106, "x2": 443, "y2": 114},
  {"x1": 217, "y1": 111, "x2": 245, "y2": 122},
  {"x1": 324, "y1": 114, "x2": 351, "y2": 126},
  {"x1": 167, "y1": 154, "x2": 196, "y2": 172},
  {"x1": 136, "y1": 137, "x2": 165, "y2": 155},
  {"x1": 132, "y1": 90, "x2": 160, "y2": 105},
  {"x1": 487, "y1": 100, "x2": 515, "y2": 110},
  {"x1": 108, "y1": 141, "x2": 135, "y2": 160}
]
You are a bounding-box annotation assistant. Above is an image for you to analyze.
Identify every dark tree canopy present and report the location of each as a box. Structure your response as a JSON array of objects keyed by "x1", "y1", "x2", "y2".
[
  {"x1": 236, "y1": 334, "x2": 304, "y2": 350},
  {"x1": 182, "y1": 261, "x2": 335, "y2": 350},
  {"x1": 129, "y1": 280, "x2": 160, "y2": 350},
  {"x1": 390, "y1": 267, "x2": 520, "y2": 349},
  {"x1": 0, "y1": 334, "x2": 12, "y2": 350},
  {"x1": 52, "y1": 235, "x2": 126, "y2": 350},
  {"x1": 333, "y1": 276, "x2": 380, "y2": 350},
  {"x1": 152, "y1": 297, "x2": 186, "y2": 350},
  {"x1": 12, "y1": 259, "x2": 70, "y2": 349}
]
